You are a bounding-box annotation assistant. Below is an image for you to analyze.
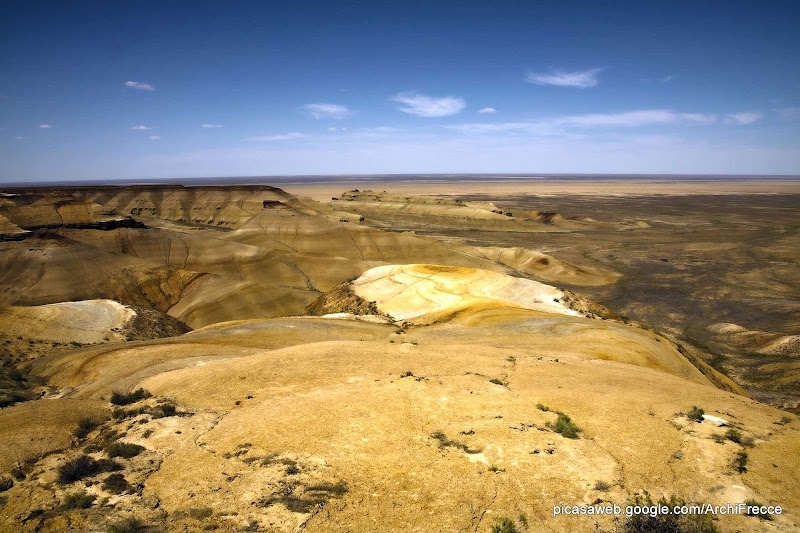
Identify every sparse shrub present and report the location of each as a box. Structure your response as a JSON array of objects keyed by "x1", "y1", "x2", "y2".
[
  {"x1": 547, "y1": 413, "x2": 581, "y2": 439},
  {"x1": 306, "y1": 480, "x2": 349, "y2": 497},
  {"x1": 489, "y1": 378, "x2": 506, "y2": 386},
  {"x1": 744, "y1": 499, "x2": 773, "y2": 520},
  {"x1": 142, "y1": 429, "x2": 153, "y2": 438},
  {"x1": 102, "y1": 473, "x2": 130, "y2": 494},
  {"x1": 430, "y1": 431, "x2": 482, "y2": 454},
  {"x1": 686, "y1": 406, "x2": 705, "y2": 423},
  {"x1": 106, "y1": 442, "x2": 145, "y2": 459},
  {"x1": 732, "y1": 450, "x2": 748, "y2": 473},
  {"x1": 0, "y1": 476, "x2": 13, "y2": 492},
  {"x1": 725, "y1": 428, "x2": 743, "y2": 444},
  {"x1": 285, "y1": 464, "x2": 300, "y2": 475},
  {"x1": 73, "y1": 417, "x2": 100, "y2": 439},
  {"x1": 491, "y1": 516, "x2": 520, "y2": 533},
  {"x1": 595, "y1": 480, "x2": 611, "y2": 491},
  {"x1": 621, "y1": 492, "x2": 718, "y2": 533},
  {"x1": 108, "y1": 517, "x2": 144, "y2": 533},
  {"x1": 711, "y1": 434, "x2": 726, "y2": 444},
  {"x1": 57, "y1": 455, "x2": 98, "y2": 484},
  {"x1": 109, "y1": 388, "x2": 151, "y2": 406},
  {"x1": 151, "y1": 402, "x2": 176, "y2": 418},
  {"x1": 536, "y1": 403, "x2": 550, "y2": 412},
  {"x1": 57, "y1": 455, "x2": 121, "y2": 484},
  {"x1": 400, "y1": 371, "x2": 414, "y2": 378},
  {"x1": 61, "y1": 489, "x2": 94, "y2": 509}
]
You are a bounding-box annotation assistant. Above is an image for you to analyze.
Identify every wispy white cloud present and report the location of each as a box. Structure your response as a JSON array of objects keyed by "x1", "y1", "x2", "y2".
[
  {"x1": 555, "y1": 110, "x2": 716, "y2": 127},
  {"x1": 447, "y1": 110, "x2": 720, "y2": 136},
  {"x1": 723, "y1": 112, "x2": 762, "y2": 125},
  {"x1": 124, "y1": 81, "x2": 155, "y2": 91},
  {"x1": 478, "y1": 107, "x2": 497, "y2": 114},
  {"x1": 446, "y1": 122, "x2": 541, "y2": 134},
  {"x1": 201, "y1": 124, "x2": 223, "y2": 128},
  {"x1": 659, "y1": 75, "x2": 675, "y2": 83},
  {"x1": 148, "y1": 135, "x2": 161, "y2": 140},
  {"x1": 526, "y1": 68, "x2": 603, "y2": 88},
  {"x1": 774, "y1": 107, "x2": 798, "y2": 120},
  {"x1": 391, "y1": 93, "x2": 466, "y2": 117},
  {"x1": 130, "y1": 125, "x2": 152, "y2": 131},
  {"x1": 15, "y1": 136, "x2": 24, "y2": 140},
  {"x1": 356, "y1": 126, "x2": 399, "y2": 137},
  {"x1": 304, "y1": 103, "x2": 350, "y2": 119},
  {"x1": 245, "y1": 132, "x2": 307, "y2": 142},
  {"x1": 39, "y1": 124, "x2": 52, "y2": 129}
]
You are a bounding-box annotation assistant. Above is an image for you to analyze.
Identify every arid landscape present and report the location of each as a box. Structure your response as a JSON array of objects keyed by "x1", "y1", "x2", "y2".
[{"x1": 0, "y1": 178, "x2": 798, "y2": 532}]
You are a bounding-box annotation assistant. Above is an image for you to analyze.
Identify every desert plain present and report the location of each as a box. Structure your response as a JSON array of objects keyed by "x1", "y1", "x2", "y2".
[{"x1": 0, "y1": 176, "x2": 798, "y2": 532}]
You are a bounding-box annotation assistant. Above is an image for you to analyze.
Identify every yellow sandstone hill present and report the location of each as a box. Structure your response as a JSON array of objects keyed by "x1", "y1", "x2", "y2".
[{"x1": 1, "y1": 263, "x2": 796, "y2": 532}]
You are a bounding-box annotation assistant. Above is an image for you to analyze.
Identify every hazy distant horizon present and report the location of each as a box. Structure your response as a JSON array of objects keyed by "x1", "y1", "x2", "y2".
[{"x1": 2, "y1": 173, "x2": 800, "y2": 189}]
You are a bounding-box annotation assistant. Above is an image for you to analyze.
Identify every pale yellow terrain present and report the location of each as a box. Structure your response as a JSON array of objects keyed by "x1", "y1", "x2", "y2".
[
  {"x1": 352, "y1": 264, "x2": 582, "y2": 321},
  {"x1": 2, "y1": 269, "x2": 797, "y2": 532},
  {"x1": 283, "y1": 177, "x2": 800, "y2": 202},
  {"x1": 2, "y1": 308, "x2": 796, "y2": 532},
  {"x1": 0, "y1": 184, "x2": 798, "y2": 533},
  {"x1": 0, "y1": 300, "x2": 135, "y2": 345}
]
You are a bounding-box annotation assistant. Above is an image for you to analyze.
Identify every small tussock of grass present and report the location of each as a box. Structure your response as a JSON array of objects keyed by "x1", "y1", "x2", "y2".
[
  {"x1": 489, "y1": 378, "x2": 507, "y2": 386},
  {"x1": 536, "y1": 403, "x2": 550, "y2": 412},
  {"x1": 744, "y1": 499, "x2": 773, "y2": 520},
  {"x1": 400, "y1": 371, "x2": 414, "y2": 378},
  {"x1": 491, "y1": 515, "x2": 527, "y2": 533},
  {"x1": 725, "y1": 428, "x2": 742, "y2": 444},
  {"x1": 109, "y1": 388, "x2": 151, "y2": 406},
  {"x1": 622, "y1": 492, "x2": 719, "y2": 533},
  {"x1": 106, "y1": 442, "x2": 145, "y2": 459},
  {"x1": 594, "y1": 480, "x2": 611, "y2": 491},
  {"x1": 686, "y1": 406, "x2": 705, "y2": 423},
  {"x1": 546, "y1": 412, "x2": 581, "y2": 439},
  {"x1": 73, "y1": 417, "x2": 102, "y2": 440},
  {"x1": 430, "y1": 431, "x2": 483, "y2": 454},
  {"x1": 112, "y1": 400, "x2": 178, "y2": 420},
  {"x1": 732, "y1": 450, "x2": 748, "y2": 473},
  {"x1": 61, "y1": 489, "x2": 94, "y2": 509},
  {"x1": 108, "y1": 517, "x2": 144, "y2": 533},
  {"x1": 724, "y1": 428, "x2": 755, "y2": 447}
]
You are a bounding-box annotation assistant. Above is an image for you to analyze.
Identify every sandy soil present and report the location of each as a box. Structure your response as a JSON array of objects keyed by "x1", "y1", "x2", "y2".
[{"x1": 281, "y1": 178, "x2": 800, "y2": 202}]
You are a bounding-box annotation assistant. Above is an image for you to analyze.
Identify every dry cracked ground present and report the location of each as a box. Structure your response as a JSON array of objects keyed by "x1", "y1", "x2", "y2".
[{"x1": 0, "y1": 183, "x2": 798, "y2": 533}]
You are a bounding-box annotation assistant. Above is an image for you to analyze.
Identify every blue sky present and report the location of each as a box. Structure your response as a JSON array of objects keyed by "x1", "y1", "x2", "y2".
[{"x1": 1, "y1": 0, "x2": 799, "y2": 182}]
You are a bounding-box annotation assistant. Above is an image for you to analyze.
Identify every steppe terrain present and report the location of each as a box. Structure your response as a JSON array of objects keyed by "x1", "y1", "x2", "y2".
[{"x1": 0, "y1": 178, "x2": 798, "y2": 533}]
